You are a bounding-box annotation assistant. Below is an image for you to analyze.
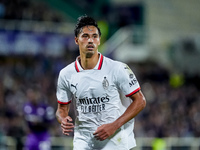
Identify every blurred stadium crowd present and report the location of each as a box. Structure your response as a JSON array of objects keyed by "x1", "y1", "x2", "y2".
[
  {"x1": 0, "y1": 0, "x2": 65, "y2": 22},
  {"x1": 1, "y1": 54, "x2": 200, "y2": 143},
  {"x1": 134, "y1": 64, "x2": 200, "y2": 138},
  {"x1": 0, "y1": 0, "x2": 200, "y2": 149}
]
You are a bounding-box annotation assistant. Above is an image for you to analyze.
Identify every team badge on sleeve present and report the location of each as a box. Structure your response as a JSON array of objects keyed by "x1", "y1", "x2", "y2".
[
  {"x1": 102, "y1": 77, "x2": 109, "y2": 90},
  {"x1": 124, "y1": 64, "x2": 134, "y2": 79},
  {"x1": 123, "y1": 64, "x2": 138, "y2": 87},
  {"x1": 129, "y1": 73, "x2": 134, "y2": 79}
]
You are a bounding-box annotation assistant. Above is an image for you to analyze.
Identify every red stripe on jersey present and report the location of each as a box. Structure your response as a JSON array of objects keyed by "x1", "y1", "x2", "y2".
[
  {"x1": 125, "y1": 87, "x2": 141, "y2": 97},
  {"x1": 57, "y1": 100, "x2": 71, "y2": 105},
  {"x1": 75, "y1": 61, "x2": 80, "y2": 72},
  {"x1": 98, "y1": 54, "x2": 103, "y2": 70}
]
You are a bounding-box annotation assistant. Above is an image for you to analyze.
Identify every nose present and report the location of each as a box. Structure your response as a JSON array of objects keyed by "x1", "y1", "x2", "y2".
[{"x1": 88, "y1": 37, "x2": 93, "y2": 43}]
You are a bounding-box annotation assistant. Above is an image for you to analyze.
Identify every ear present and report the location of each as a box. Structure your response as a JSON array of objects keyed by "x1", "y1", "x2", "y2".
[
  {"x1": 75, "y1": 37, "x2": 79, "y2": 45},
  {"x1": 98, "y1": 37, "x2": 101, "y2": 45}
]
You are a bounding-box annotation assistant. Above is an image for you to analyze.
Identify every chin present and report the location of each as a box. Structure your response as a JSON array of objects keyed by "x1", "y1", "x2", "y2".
[{"x1": 86, "y1": 51, "x2": 95, "y2": 58}]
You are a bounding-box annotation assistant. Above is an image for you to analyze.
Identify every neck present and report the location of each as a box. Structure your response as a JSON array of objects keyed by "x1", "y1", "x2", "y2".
[{"x1": 80, "y1": 52, "x2": 99, "y2": 70}]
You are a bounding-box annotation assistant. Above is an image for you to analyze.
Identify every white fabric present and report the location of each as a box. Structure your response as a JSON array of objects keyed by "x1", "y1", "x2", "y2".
[{"x1": 56, "y1": 53, "x2": 140, "y2": 149}]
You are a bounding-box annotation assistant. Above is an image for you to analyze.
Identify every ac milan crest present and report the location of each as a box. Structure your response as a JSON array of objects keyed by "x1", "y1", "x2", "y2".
[{"x1": 102, "y1": 77, "x2": 109, "y2": 90}]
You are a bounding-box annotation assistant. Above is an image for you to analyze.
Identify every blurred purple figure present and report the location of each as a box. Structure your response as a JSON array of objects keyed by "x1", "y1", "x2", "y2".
[{"x1": 23, "y1": 85, "x2": 55, "y2": 150}]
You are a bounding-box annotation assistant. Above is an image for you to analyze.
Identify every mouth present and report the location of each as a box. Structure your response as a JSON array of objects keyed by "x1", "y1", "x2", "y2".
[{"x1": 87, "y1": 45, "x2": 95, "y2": 50}]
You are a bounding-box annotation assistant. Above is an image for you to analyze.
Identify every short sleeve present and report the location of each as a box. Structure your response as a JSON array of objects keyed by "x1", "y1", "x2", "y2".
[
  {"x1": 56, "y1": 70, "x2": 72, "y2": 104},
  {"x1": 115, "y1": 63, "x2": 140, "y2": 97}
]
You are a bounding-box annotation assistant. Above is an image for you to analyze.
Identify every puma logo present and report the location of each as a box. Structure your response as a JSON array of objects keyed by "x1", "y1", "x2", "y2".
[{"x1": 71, "y1": 83, "x2": 78, "y2": 90}]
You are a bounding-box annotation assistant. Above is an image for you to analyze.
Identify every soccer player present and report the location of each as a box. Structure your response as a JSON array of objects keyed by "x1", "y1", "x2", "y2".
[
  {"x1": 23, "y1": 85, "x2": 55, "y2": 150},
  {"x1": 56, "y1": 15, "x2": 146, "y2": 150}
]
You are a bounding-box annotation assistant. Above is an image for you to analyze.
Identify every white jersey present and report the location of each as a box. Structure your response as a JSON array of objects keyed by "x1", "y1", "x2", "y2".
[{"x1": 56, "y1": 53, "x2": 140, "y2": 149}]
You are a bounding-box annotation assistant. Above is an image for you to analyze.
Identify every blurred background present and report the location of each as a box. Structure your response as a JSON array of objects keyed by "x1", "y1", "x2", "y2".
[{"x1": 0, "y1": 0, "x2": 200, "y2": 149}]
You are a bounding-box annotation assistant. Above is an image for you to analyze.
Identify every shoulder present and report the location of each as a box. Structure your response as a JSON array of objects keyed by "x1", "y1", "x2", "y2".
[
  {"x1": 59, "y1": 61, "x2": 76, "y2": 77},
  {"x1": 103, "y1": 56, "x2": 135, "y2": 77},
  {"x1": 103, "y1": 56, "x2": 124, "y2": 70}
]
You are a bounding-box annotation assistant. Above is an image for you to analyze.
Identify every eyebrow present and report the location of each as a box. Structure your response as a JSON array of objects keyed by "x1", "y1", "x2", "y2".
[{"x1": 82, "y1": 33, "x2": 99, "y2": 36}]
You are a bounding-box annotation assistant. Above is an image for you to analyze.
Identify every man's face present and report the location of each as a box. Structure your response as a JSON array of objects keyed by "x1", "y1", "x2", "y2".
[{"x1": 75, "y1": 25, "x2": 101, "y2": 58}]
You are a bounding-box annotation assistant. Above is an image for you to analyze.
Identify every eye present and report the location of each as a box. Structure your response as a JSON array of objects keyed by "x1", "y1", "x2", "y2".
[
  {"x1": 93, "y1": 34, "x2": 98, "y2": 38},
  {"x1": 82, "y1": 34, "x2": 88, "y2": 38}
]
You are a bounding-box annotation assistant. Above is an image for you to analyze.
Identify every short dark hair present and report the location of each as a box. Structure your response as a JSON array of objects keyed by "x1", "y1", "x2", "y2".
[{"x1": 74, "y1": 15, "x2": 101, "y2": 37}]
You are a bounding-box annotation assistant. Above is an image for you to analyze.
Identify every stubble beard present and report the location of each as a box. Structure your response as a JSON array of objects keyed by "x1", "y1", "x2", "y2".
[{"x1": 85, "y1": 51, "x2": 95, "y2": 58}]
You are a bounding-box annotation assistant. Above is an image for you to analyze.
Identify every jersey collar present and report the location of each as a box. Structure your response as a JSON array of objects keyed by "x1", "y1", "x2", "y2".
[{"x1": 75, "y1": 53, "x2": 104, "y2": 72}]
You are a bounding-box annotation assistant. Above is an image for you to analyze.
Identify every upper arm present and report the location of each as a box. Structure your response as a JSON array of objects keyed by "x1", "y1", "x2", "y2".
[
  {"x1": 129, "y1": 90, "x2": 146, "y2": 108},
  {"x1": 115, "y1": 63, "x2": 140, "y2": 97},
  {"x1": 56, "y1": 70, "x2": 72, "y2": 104},
  {"x1": 57, "y1": 103, "x2": 70, "y2": 112}
]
